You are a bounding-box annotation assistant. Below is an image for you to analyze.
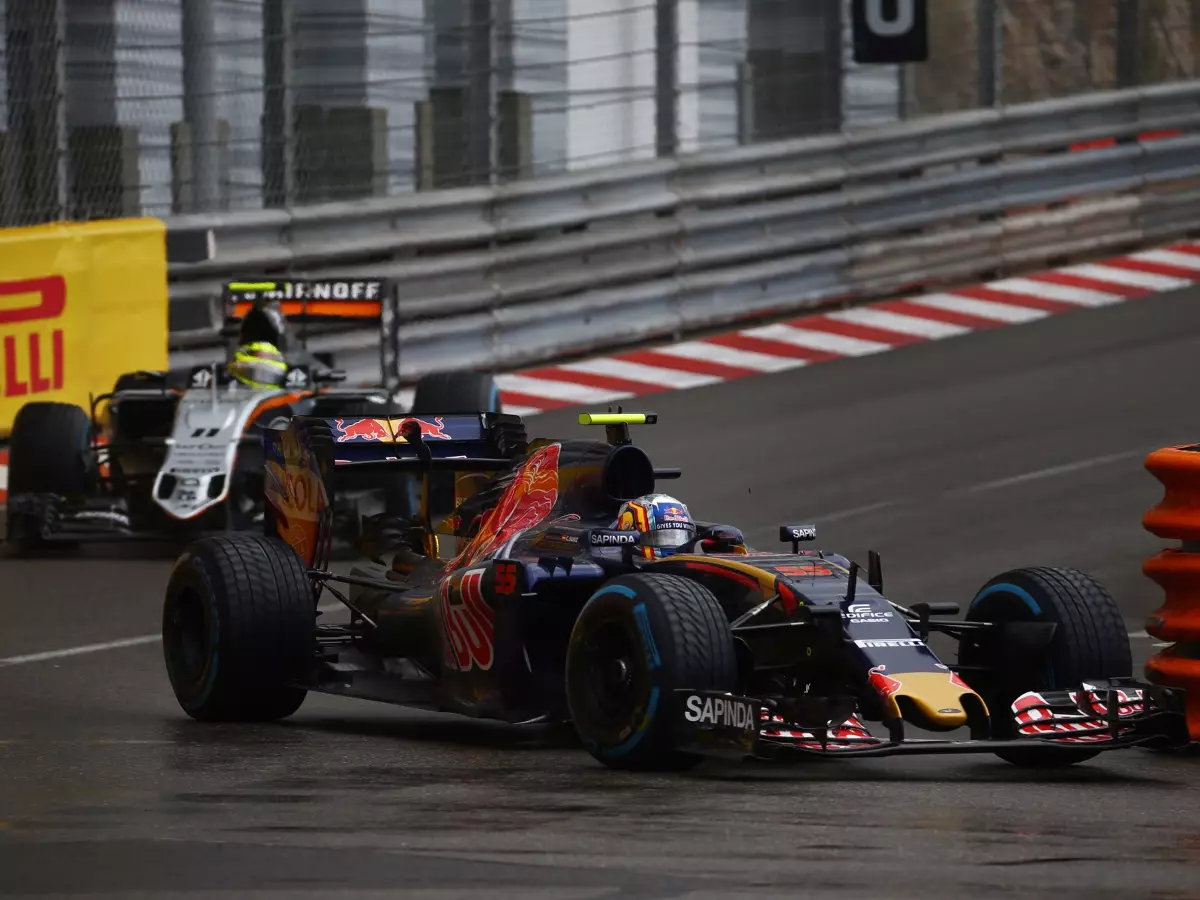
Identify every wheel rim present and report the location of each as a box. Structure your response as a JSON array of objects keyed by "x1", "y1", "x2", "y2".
[
  {"x1": 574, "y1": 619, "x2": 650, "y2": 739},
  {"x1": 164, "y1": 586, "x2": 212, "y2": 692}
]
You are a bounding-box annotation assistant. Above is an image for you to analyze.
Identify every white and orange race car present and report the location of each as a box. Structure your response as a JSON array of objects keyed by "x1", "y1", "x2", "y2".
[{"x1": 3, "y1": 278, "x2": 501, "y2": 554}]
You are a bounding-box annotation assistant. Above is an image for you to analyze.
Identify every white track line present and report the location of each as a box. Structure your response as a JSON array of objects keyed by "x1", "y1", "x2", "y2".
[
  {"x1": 826, "y1": 307, "x2": 971, "y2": 339},
  {"x1": 1133, "y1": 248, "x2": 1200, "y2": 271},
  {"x1": 907, "y1": 293, "x2": 1049, "y2": 323},
  {"x1": 0, "y1": 635, "x2": 162, "y2": 666},
  {"x1": 651, "y1": 340, "x2": 806, "y2": 373},
  {"x1": 985, "y1": 277, "x2": 1123, "y2": 307},
  {"x1": 558, "y1": 357, "x2": 722, "y2": 389},
  {"x1": 492, "y1": 373, "x2": 631, "y2": 404},
  {"x1": 961, "y1": 450, "x2": 1144, "y2": 493},
  {"x1": 1062, "y1": 263, "x2": 1191, "y2": 291},
  {"x1": 741, "y1": 323, "x2": 892, "y2": 356},
  {"x1": 0, "y1": 603, "x2": 345, "y2": 668},
  {"x1": 0, "y1": 465, "x2": 6, "y2": 492}
]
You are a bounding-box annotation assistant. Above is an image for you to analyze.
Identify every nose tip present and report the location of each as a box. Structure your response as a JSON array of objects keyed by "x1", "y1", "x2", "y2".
[
  {"x1": 879, "y1": 672, "x2": 986, "y2": 732},
  {"x1": 896, "y1": 694, "x2": 968, "y2": 729}
]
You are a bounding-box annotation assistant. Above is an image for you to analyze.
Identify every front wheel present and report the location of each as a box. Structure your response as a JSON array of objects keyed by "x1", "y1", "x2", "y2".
[
  {"x1": 5, "y1": 402, "x2": 95, "y2": 555},
  {"x1": 566, "y1": 572, "x2": 737, "y2": 771},
  {"x1": 162, "y1": 533, "x2": 315, "y2": 721},
  {"x1": 959, "y1": 566, "x2": 1132, "y2": 767}
]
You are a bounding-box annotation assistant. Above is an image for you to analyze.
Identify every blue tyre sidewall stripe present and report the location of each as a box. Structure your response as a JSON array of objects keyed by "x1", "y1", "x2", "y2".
[
  {"x1": 579, "y1": 583, "x2": 665, "y2": 758},
  {"x1": 969, "y1": 580, "x2": 1056, "y2": 702}
]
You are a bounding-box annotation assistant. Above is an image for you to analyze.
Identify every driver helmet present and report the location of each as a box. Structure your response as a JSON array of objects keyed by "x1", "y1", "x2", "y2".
[
  {"x1": 615, "y1": 493, "x2": 696, "y2": 559},
  {"x1": 237, "y1": 301, "x2": 290, "y2": 352},
  {"x1": 229, "y1": 341, "x2": 288, "y2": 389}
]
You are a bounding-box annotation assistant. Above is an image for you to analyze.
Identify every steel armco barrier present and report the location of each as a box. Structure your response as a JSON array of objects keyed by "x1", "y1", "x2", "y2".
[
  {"x1": 165, "y1": 81, "x2": 1200, "y2": 382},
  {"x1": 1143, "y1": 444, "x2": 1200, "y2": 743}
]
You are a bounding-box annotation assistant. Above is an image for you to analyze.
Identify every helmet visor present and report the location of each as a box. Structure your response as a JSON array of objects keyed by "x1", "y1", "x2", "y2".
[{"x1": 644, "y1": 525, "x2": 695, "y2": 548}]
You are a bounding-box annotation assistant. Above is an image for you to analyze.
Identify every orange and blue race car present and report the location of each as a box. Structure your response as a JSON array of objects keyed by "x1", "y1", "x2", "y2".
[
  {"x1": 160, "y1": 410, "x2": 1190, "y2": 770},
  {"x1": 3, "y1": 278, "x2": 501, "y2": 554}
]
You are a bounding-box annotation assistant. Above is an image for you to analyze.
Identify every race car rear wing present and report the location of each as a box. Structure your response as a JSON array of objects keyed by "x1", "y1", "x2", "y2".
[{"x1": 223, "y1": 278, "x2": 390, "y2": 320}]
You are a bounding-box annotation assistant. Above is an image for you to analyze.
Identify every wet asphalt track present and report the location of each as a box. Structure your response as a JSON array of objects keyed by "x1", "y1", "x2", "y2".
[{"x1": 3, "y1": 285, "x2": 1200, "y2": 899}]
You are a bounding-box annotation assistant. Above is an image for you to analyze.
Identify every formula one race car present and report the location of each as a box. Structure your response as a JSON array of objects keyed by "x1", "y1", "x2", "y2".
[
  {"x1": 4, "y1": 279, "x2": 501, "y2": 554},
  {"x1": 160, "y1": 411, "x2": 1190, "y2": 770}
]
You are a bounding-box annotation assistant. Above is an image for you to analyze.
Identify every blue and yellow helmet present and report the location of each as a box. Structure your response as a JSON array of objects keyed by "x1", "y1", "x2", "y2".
[
  {"x1": 616, "y1": 493, "x2": 696, "y2": 559},
  {"x1": 229, "y1": 341, "x2": 287, "y2": 390}
]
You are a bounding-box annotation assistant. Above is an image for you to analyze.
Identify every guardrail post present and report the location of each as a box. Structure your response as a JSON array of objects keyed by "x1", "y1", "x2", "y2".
[
  {"x1": 745, "y1": 0, "x2": 841, "y2": 139},
  {"x1": 329, "y1": 107, "x2": 389, "y2": 199},
  {"x1": 1143, "y1": 444, "x2": 1200, "y2": 741},
  {"x1": 414, "y1": 89, "x2": 470, "y2": 190},
  {"x1": 1115, "y1": 0, "x2": 1142, "y2": 89},
  {"x1": 262, "y1": 0, "x2": 296, "y2": 208},
  {"x1": 736, "y1": 62, "x2": 755, "y2": 145},
  {"x1": 4, "y1": 0, "x2": 68, "y2": 225},
  {"x1": 170, "y1": 120, "x2": 230, "y2": 214},
  {"x1": 182, "y1": 0, "x2": 222, "y2": 214},
  {"x1": 497, "y1": 91, "x2": 533, "y2": 182},
  {"x1": 656, "y1": 0, "x2": 679, "y2": 157},
  {"x1": 68, "y1": 125, "x2": 142, "y2": 219},
  {"x1": 976, "y1": 0, "x2": 999, "y2": 107}
]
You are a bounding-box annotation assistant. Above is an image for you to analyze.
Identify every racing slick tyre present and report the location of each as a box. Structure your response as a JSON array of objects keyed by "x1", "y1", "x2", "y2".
[
  {"x1": 410, "y1": 371, "x2": 501, "y2": 415},
  {"x1": 5, "y1": 402, "x2": 95, "y2": 554},
  {"x1": 959, "y1": 566, "x2": 1132, "y2": 767},
  {"x1": 566, "y1": 572, "x2": 738, "y2": 771},
  {"x1": 162, "y1": 533, "x2": 315, "y2": 721}
]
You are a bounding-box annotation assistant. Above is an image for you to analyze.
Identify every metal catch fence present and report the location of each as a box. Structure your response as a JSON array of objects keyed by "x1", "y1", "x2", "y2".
[{"x1": 2, "y1": 0, "x2": 1197, "y2": 225}]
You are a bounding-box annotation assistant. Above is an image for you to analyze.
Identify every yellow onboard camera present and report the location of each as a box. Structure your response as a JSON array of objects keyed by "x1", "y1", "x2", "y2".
[{"x1": 578, "y1": 410, "x2": 658, "y2": 446}]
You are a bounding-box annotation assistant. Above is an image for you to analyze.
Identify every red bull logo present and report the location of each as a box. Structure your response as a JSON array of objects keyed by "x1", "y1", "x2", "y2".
[
  {"x1": 335, "y1": 417, "x2": 390, "y2": 442},
  {"x1": 397, "y1": 416, "x2": 451, "y2": 441},
  {"x1": 868, "y1": 664, "x2": 903, "y2": 698},
  {"x1": 333, "y1": 415, "x2": 453, "y2": 443}
]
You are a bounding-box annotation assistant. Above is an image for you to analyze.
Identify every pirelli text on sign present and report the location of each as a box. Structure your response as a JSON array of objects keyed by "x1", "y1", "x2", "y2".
[
  {"x1": 1, "y1": 275, "x2": 67, "y2": 398},
  {"x1": 0, "y1": 218, "x2": 169, "y2": 435}
]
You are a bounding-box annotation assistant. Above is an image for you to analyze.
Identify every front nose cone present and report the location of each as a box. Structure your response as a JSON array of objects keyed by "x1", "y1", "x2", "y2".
[{"x1": 877, "y1": 672, "x2": 989, "y2": 732}]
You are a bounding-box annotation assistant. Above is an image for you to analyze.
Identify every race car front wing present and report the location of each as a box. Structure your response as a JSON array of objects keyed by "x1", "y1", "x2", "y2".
[
  {"x1": 6, "y1": 493, "x2": 139, "y2": 542},
  {"x1": 673, "y1": 677, "x2": 1191, "y2": 761}
]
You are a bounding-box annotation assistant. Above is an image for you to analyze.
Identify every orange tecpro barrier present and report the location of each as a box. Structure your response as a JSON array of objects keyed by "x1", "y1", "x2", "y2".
[
  {"x1": 1142, "y1": 444, "x2": 1200, "y2": 741},
  {"x1": 0, "y1": 218, "x2": 168, "y2": 437}
]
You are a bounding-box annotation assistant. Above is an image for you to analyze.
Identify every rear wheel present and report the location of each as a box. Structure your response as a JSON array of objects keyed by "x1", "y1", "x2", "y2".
[
  {"x1": 959, "y1": 566, "x2": 1132, "y2": 767},
  {"x1": 566, "y1": 572, "x2": 737, "y2": 771},
  {"x1": 411, "y1": 372, "x2": 501, "y2": 415},
  {"x1": 162, "y1": 532, "x2": 315, "y2": 721},
  {"x1": 5, "y1": 402, "x2": 95, "y2": 553}
]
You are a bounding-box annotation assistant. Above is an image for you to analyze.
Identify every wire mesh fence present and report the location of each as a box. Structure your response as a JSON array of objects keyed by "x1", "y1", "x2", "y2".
[{"x1": 0, "y1": 0, "x2": 1197, "y2": 226}]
